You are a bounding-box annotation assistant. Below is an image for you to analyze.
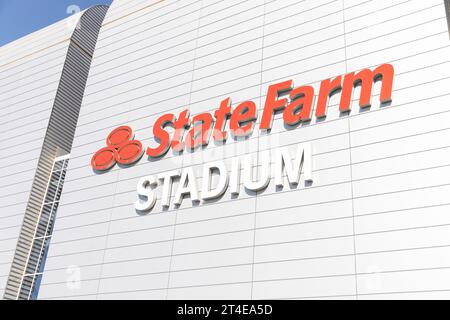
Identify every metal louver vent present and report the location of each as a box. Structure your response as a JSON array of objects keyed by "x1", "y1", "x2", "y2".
[
  {"x1": 3, "y1": 5, "x2": 109, "y2": 300},
  {"x1": 446, "y1": 1, "x2": 450, "y2": 38},
  {"x1": 17, "y1": 156, "x2": 68, "y2": 300}
]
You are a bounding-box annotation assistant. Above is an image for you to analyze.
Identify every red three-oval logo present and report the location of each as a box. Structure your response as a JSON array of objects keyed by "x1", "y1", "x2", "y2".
[{"x1": 91, "y1": 126, "x2": 144, "y2": 171}]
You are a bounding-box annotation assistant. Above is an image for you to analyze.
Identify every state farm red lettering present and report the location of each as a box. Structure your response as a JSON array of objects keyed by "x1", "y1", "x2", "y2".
[
  {"x1": 145, "y1": 64, "x2": 394, "y2": 158},
  {"x1": 90, "y1": 64, "x2": 396, "y2": 213}
]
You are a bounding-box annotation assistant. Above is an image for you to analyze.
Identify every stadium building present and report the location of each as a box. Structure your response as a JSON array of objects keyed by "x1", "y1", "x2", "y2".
[{"x1": 1, "y1": 0, "x2": 450, "y2": 300}]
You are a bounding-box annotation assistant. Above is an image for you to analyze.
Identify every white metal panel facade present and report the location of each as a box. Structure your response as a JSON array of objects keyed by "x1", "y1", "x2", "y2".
[
  {"x1": 38, "y1": 0, "x2": 450, "y2": 299},
  {"x1": 0, "y1": 11, "x2": 86, "y2": 298}
]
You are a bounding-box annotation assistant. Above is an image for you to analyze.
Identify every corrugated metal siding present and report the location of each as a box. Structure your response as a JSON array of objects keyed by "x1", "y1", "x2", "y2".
[
  {"x1": 0, "y1": 17, "x2": 73, "y2": 301},
  {"x1": 36, "y1": 0, "x2": 450, "y2": 300},
  {"x1": 2, "y1": 6, "x2": 108, "y2": 300}
]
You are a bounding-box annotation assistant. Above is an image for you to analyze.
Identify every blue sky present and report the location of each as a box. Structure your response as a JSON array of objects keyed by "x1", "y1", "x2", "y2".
[{"x1": 0, "y1": 0, "x2": 113, "y2": 46}]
